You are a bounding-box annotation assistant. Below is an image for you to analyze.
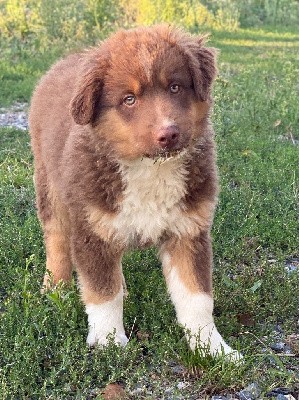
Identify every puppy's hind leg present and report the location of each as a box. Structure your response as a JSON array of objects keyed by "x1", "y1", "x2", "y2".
[
  {"x1": 43, "y1": 216, "x2": 72, "y2": 290},
  {"x1": 34, "y1": 164, "x2": 72, "y2": 290}
]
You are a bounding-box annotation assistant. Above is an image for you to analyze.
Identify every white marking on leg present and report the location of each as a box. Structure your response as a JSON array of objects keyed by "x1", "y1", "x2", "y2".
[
  {"x1": 86, "y1": 287, "x2": 128, "y2": 347},
  {"x1": 162, "y1": 252, "x2": 242, "y2": 360}
]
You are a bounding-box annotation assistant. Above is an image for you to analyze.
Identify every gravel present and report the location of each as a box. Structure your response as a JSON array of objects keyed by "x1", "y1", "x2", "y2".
[{"x1": 0, "y1": 102, "x2": 29, "y2": 131}]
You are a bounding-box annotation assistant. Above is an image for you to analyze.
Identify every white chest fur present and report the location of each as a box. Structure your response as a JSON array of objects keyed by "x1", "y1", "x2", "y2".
[{"x1": 111, "y1": 157, "x2": 195, "y2": 245}]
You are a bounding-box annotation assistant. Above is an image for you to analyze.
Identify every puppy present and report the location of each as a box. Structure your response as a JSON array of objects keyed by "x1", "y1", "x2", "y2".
[{"x1": 29, "y1": 25, "x2": 240, "y2": 359}]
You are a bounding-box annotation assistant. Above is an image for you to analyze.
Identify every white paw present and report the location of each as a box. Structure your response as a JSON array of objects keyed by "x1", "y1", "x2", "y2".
[
  {"x1": 87, "y1": 328, "x2": 129, "y2": 347},
  {"x1": 85, "y1": 290, "x2": 127, "y2": 348},
  {"x1": 222, "y1": 349, "x2": 243, "y2": 363},
  {"x1": 189, "y1": 325, "x2": 243, "y2": 362},
  {"x1": 208, "y1": 339, "x2": 243, "y2": 363}
]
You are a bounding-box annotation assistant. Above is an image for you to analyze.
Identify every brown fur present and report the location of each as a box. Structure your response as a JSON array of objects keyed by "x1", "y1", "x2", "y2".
[
  {"x1": 29, "y1": 25, "x2": 218, "y2": 306},
  {"x1": 160, "y1": 232, "x2": 213, "y2": 294}
]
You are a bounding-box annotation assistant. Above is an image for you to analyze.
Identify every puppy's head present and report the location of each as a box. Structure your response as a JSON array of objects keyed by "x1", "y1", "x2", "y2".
[{"x1": 71, "y1": 25, "x2": 217, "y2": 160}]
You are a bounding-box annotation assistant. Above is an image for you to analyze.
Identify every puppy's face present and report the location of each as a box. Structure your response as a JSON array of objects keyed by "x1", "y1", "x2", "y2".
[{"x1": 71, "y1": 26, "x2": 217, "y2": 160}]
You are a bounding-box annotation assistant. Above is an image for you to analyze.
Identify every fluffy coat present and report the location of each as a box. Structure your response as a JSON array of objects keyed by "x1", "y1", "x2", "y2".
[{"x1": 29, "y1": 25, "x2": 240, "y2": 359}]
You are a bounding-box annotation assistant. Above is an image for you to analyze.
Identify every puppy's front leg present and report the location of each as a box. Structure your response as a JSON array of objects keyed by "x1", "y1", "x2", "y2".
[
  {"x1": 71, "y1": 221, "x2": 128, "y2": 347},
  {"x1": 160, "y1": 232, "x2": 240, "y2": 359}
]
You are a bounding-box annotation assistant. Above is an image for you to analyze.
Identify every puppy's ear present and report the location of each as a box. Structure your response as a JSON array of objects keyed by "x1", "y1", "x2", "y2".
[
  {"x1": 71, "y1": 56, "x2": 108, "y2": 125},
  {"x1": 187, "y1": 37, "x2": 218, "y2": 102}
]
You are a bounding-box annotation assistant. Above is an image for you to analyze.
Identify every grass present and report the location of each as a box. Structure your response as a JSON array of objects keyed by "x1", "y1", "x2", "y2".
[{"x1": 0, "y1": 26, "x2": 298, "y2": 399}]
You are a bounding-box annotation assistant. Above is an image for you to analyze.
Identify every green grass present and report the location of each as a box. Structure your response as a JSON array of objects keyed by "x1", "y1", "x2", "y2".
[{"x1": 0, "y1": 26, "x2": 298, "y2": 399}]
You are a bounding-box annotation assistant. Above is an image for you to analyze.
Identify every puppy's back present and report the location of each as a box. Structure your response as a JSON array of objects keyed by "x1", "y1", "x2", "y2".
[{"x1": 29, "y1": 53, "x2": 82, "y2": 168}]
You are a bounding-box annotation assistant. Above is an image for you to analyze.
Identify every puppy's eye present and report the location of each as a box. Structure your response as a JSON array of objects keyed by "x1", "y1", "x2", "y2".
[
  {"x1": 123, "y1": 94, "x2": 136, "y2": 106},
  {"x1": 169, "y1": 84, "x2": 180, "y2": 94}
]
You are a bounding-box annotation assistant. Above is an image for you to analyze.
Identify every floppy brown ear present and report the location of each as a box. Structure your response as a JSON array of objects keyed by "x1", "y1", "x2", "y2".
[
  {"x1": 71, "y1": 56, "x2": 108, "y2": 125},
  {"x1": 187, "y1": 38, "x2": 218, "y2": 102}
]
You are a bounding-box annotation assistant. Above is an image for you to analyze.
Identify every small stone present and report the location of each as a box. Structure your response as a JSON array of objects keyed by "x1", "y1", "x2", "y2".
[
  {"x1": 285, "y1": 264, "x2": 298, "y2": 274},
  {"x1": 239, "y1": 382, "x2": 261, "y2": 400},
  {"x1": 275, "y1": 388, "x2": 293, "y2": 395},
  {"x1": 283, "y1": 345, "x2": 294, "y2": 354},
  {"x1": 276, "y1": 395, "x2": 296, "y2": 400},
  {"x1": 274, "y1": 324, "x2": 284, "y2": 333},
  {"x1": 270, "y1": 341, "x2": 286, "y2": 352},
  {"x1": 239, "y1": 390, "x2": 254, "y2": 400},
  {"x1": 177, "y1": 381, "x2": 187, "y2": 390},
  {"x1": 285, "y1": 258, "x2": 299, "y2": 274},
  {"x1": 102, "y1": 383, "x2": 126, "y2": 400},
  {"x1": 211, "y1": 396, "x2": 228, "y2": 399},
  {"x1": 129, "y1": 387, "x2": 143, "y2": 395},
  {"x1": 270, "y1": 341, "x2": 293, "y2": 354},
  {"x1": 171, "y1": 364, "x2": 188, "y2": 375},
  {"x1": 266, "y1": 387, "x2": 293, "y2": 397}
]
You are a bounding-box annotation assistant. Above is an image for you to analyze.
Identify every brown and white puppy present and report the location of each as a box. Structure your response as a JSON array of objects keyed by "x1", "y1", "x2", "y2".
[{"x1": 29, "y1": 25, "x2": 240, "y2": 359}]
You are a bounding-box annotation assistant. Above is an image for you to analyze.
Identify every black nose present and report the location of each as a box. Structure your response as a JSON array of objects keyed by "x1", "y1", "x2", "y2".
[{"x1": 155, "y1": 125, "x2": 180, "y2": 149}]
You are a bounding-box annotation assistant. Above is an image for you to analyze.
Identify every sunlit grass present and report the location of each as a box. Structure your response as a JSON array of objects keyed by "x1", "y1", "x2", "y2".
[{"x1": 220, "y1": 38, "x2": 299, "y2": 47}]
